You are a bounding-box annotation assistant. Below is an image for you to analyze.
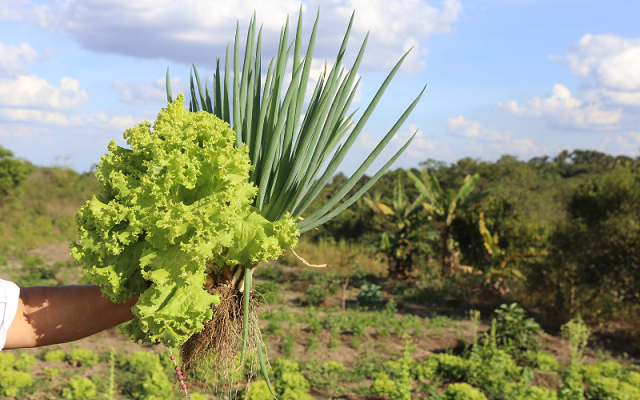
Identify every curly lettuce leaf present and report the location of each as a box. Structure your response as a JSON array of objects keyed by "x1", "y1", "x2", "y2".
[{"x1": 71, "y1": 94, "x2": 298, "y2": 345}]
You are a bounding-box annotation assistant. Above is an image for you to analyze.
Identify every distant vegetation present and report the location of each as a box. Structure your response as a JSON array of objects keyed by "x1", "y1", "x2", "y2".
[{"x1": 1, "y1": 144, "x2": 639, "y2": 327}]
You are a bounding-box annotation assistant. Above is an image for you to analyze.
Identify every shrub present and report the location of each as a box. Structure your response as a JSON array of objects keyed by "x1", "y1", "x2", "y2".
[
  {"x1": 525, "y1": 350, "x2": 559, "y2": 371},
  {"x1": 558, "y1": 362, "x2": 584, "y2": 400},
  {"x1": 69, "y1": 348, "x2": 98, "y2": 367},
  {"x1": 302, "y1": 284, "x2": 329, "y2": 307},
  {"x1": 371, "y1": 341, "x2": 414, "y2": 400},
  {"x1": 125, "y1": 351, "x2": 173, "y2": 400},
  {"x1": 586, "y1": 376, "x2": 640, "y2": 400},
  {"x1": 428, "y1": 353, "x2": 473, "y2": 381},
  {"x1": 508, "y1": 383, "x2": 558, "y2": 400},
  {"x1": 61, "y1": 376, "x2": 97, "y2": 400},
  {"x1": 443, "y1": 383, "x2": 487, "y2": 400},
  {"x1": 493, "y1": 303, "x2": 541, "y2": 355},
  {"x1": 257, "y1": 280, "x2": 281, "y2": 304},
  {"x1": 45, "y1": 349, "x2": 67, "y2": 362}
]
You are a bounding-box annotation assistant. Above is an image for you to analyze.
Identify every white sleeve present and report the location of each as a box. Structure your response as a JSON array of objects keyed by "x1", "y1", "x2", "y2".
[{"x1": 0, "y1": 278, "x2": 20, "y2": 351}]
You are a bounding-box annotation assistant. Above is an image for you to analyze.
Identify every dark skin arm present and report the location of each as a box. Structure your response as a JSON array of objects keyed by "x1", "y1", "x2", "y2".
[{"x1": 5, "y1": 285, "x2": 138, "y2": 349}]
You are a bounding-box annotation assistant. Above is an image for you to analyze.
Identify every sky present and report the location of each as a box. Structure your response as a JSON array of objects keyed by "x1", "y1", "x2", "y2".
[{"x1": 0, "y1": 0, "x2": 639, "y2": 175}]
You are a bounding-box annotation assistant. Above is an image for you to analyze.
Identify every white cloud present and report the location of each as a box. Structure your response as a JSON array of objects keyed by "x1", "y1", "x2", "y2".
[
  {"x1": 384, "y1": 124, "x2": 451, "y2": 159},
  {"x1": 498, "y1": 84, "x2": 622, "y2": 130},
  {"x1": 0, "y1": 41, "x2": 37, "y2": 77},
  {"x1": 112, "y1": 77, "x2": 187, "y2": 105},
  {"x1": 0, "y1": 75, "x2": 89, "y2": 111},
  {"x1": 1, "y1": 0, "x2": 461, "y2": 75},
  {"x1": 599, "y1": 131, "x2": 640, "y2": 156},
  {"x1": 564, "y1": 34, "x2": 640, "y2": 92},
  {"x1": 0, "y1": 107, "x2": 147, "y2": 131},
  {"x1": 552, "y1": 34, "x2": 640, "y2": 107},
  {"x1": 448, "y1": 115, "x2": 544, "y2": 156},
  {"x1": 447, "y1": 115, "x2": 510, "y2": 141}
]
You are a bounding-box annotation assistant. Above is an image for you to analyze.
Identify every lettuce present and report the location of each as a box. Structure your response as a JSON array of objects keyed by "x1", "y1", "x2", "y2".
[{"x1": 71, "y1": 94, "x2": 298, "y2": 345}]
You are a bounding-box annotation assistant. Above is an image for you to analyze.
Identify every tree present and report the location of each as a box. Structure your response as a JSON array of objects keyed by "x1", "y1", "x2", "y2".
[
  {"x1": 0, "y1": 146, "x2": 32, "y2": 196},
  {"x1": 363, "y1": 170, "x2": 426, "y2": 278},
  {"x1": 407, "y1": 168, "x2": 488, "y2": 279}
]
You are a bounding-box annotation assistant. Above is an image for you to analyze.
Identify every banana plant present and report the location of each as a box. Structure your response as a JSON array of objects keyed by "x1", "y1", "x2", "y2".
[
  {"x1": 407, "y1": 168, "x2": 489, "y2": 279},
  {"x1": 363, "y1": 171, "x2": 427, "y2": 278}
]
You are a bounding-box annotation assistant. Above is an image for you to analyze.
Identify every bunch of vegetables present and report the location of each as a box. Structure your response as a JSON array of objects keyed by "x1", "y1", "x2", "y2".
[{"x1": 72, "y1": 7, "x2": 424, "y2": 395}]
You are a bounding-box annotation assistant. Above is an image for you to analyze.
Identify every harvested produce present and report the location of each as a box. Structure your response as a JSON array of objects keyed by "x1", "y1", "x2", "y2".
[{"x1": 73, "y1": 8, "x2": 424, "y2": 395}]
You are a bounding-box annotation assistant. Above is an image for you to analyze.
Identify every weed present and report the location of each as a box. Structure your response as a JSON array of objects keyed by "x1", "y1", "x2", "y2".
[
  {"x1": 282, "y1": 335, "x2": 297, "y2": 357},
  {"x1": 303, "y1": 284, "x2": 330, "y2": 307}
]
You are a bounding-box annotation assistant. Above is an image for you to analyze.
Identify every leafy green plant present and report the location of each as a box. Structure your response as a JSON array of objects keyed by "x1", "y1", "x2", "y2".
[
  {"x1": 492, "y1": 303, "x2": 542, "y2": 356},
  {"x1": 303, "y1": 284, "x2": 329, "y2": 307},
  {"x1": 443, "y1": 383, "x2": 487, "y2": 400},
  {"x1": 371, "y1": 339, "x2": 415, "y2": 400},
  {"x1": 123, "y1": 351, "x2": 174, "y2": 400},
  {"x1": 68, "y1": 348, "x2": 98, "y2": 367},
  {"x1": 0, "y1": 353, "x2": 33, "y2": 397},
  {"x1": 257, "y1": 280, "x2": 281, "y2": 304},
  {"x1": 561, "y1": 315, "x2": 591, "y2": 364},
  {"x1": 43, "y1": 366, "x2": 60, "y2": 381},
  {"x1": 525, "y1": 350, "x2": 559, "y2": 372},
  {"x1": 61, "y1": 376, "x2": 97, "y2": 400},
  {"x1": 281, "y1": 334, "x2": 297, "y2": 358},
  {"x1": 44, "y1": 349, "x2": 67, "y2": 362},
  {"x1": 357, "y1": 283, "x2": 384, "y2": 306}
]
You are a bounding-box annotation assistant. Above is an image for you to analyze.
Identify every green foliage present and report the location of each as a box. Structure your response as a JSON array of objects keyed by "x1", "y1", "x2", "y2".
[
  {"x1": 443, "y1": 383, "x2": 487, "y2": 400},
  {"x1": 581, "y1": 360, "x2": 640, "y2": 399},
  {"x1": 61, "y1": 376, "x2": 97, "y2": 400},
  {"x1": 371, "y1": 340, "x2": 415, "y2": 400},
  {"x1": 561, "y1": 316, "x2": 591, "y2": 364},
  {"x1": 558, "y1": 362, "x2": 584, "y2": 400},
  {"x1": 525, "y1": 350, "x2": 559, "y2": 372},
  {"x1": 124, "y1": 351, "x2": 174, "y2": 400},
  {"x1": 69, "y1": 348, "x2": 99, "y2": 367},
  {"x1": 248, "y1": 380, "x2": 274, "y2": 400},
  {"x1": 71, "y1": 94, "x2": 299, "y2": 346},
  {"x1": 0, "y1": 144, "x2": 32, "y2": 195},
  {"x1": 254, "y1": 265, "x2": 285, "y2": 281},
  {"x1": 303, "y1": 284, "x2": 330, "y2": 306},
  {"x1": 172, "y1": 9, "x2": 423, "y2": 234},
  {"x1": 493, "y1": 303, "x2": 542, "y2": 356},
  {"x1": 507, "y1": 384, "x2": 557, "y2": 400},
  {"x1": 0, "y1": 352, "x2": 33, "y2": 397},
  {"x1": 357, "y1": 283, "x2": 384, "y2": 306},
  {"x1": 13, "y1": 351, "x2": 36, "y2": 371},
  {"x1": 257, "y1": 280, "x2": 281, "y2": 304},
  {"x1": 43, "y1": 366, "x2": 60, "y2": 380},
  {"x1": 460, "y1": 321, "x2": 524, "y2": 398},
  {"x1": 251, "y1": 358, "x2": 313, "y2": 400},
  {"x1": 45, "y1": 349, "x2": 67, "y2": 362}
]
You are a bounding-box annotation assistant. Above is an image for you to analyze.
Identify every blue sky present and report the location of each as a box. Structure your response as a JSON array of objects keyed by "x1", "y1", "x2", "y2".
[{"x1": 0, "y1": 0, "x2": 638, "y2": 174}]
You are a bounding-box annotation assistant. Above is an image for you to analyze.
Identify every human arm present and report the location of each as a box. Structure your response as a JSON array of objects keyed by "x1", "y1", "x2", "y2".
[{"x1": 4, "y1": 285, "x2": 138, "y2": 349}]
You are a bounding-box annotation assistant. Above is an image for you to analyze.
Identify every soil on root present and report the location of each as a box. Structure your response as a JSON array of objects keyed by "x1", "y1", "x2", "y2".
[{"x1": 180, "y1": 283, "x2": 264, "y2": 386}]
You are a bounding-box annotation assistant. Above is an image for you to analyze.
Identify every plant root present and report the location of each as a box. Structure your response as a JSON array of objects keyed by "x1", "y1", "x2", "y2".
[{"x1": 179, "y1": 283, "x2": 263, "y2": 387}]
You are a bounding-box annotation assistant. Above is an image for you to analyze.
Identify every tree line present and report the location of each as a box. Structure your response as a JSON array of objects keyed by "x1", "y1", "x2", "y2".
[
  {"x1": 307, "y1": 149, "x2": 640, "y2": 325},
  {"x1": 1, "y1": 145, "x2": 639, "y2": 324}
]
